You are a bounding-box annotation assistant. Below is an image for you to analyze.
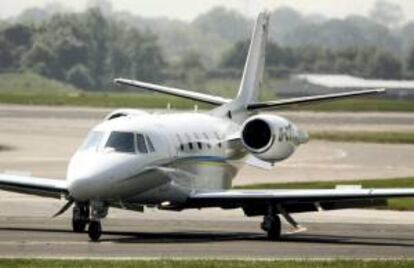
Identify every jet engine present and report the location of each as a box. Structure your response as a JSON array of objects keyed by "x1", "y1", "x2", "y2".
[{"x1": 241, "y1": 114, "x2": 308, "y2": 163}]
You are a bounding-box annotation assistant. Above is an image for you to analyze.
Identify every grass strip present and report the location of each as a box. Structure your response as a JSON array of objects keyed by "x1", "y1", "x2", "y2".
[
  {"x1": 0, "y1": 93, "x2": 413, "y2": 112},
  {"x1": 310, "y1": 131, "x2": 414, "y2": 144},
  {"x1": 236, "y1": 177, "x2": 414, "y2": 211},
  {"x1": 0, "y1": 260, "x2": 413, "y2": 268},
  {"x1": 285, "y1": 98, "x2": 414, "y2": 112}
]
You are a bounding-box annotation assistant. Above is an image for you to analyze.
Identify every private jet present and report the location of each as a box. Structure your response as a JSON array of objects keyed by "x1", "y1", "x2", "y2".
[{"x1": 1, "y1": 12, "x2": 413, "y2": 242}]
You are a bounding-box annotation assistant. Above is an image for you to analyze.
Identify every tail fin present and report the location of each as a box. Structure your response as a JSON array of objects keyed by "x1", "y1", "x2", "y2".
[
  {"x1": 212, "y1": 11, "x2": 270, "y2": 121},
  {"x1": 236, "y1": 11, "x2": 270, "y2": 107}
]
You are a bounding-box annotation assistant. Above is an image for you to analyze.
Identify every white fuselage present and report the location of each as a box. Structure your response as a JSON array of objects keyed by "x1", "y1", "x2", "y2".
[{"x1": 67, "y1": 111, "x2": 300, "y2": 205}]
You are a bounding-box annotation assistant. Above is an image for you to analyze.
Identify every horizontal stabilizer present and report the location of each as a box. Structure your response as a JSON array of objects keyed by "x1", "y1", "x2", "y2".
[
  {"x1": 247, "y1": 88, "x2": 386, "y2": 111},
  {"x1": 114, "y1": 78, "x2": 231, "y2": 106}
]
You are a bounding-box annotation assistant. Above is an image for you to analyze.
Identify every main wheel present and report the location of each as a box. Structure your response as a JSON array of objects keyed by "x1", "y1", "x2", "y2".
[
  {"x1": 88, "y1": 221, "x2": 102, "y2": 242},
  {"x1": 261, "y1": 214, "x2": 281, "y2": 241},
  {"x1": 266, "y1": 215, "x2": 281, "y2": 241}
]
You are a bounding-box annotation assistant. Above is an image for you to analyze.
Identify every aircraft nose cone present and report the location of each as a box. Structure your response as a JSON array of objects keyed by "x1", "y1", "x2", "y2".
[{"x1": 67, "y1": 153, "x2": 108, "y2": 200}]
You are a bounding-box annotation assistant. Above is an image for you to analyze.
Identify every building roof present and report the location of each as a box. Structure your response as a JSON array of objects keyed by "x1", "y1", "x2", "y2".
[{"x1": 296, "y1": 74, "x2": 414, "y2": 89}]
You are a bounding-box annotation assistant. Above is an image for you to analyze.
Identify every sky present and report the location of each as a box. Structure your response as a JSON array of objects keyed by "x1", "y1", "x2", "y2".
[{"x1": 0, "y1": 0, "x2": 413, "y2": 21}]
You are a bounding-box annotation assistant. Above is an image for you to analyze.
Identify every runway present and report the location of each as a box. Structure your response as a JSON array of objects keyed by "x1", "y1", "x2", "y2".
[{"x1": 0, "y1": 105, "x2": 413, "y2": 258}]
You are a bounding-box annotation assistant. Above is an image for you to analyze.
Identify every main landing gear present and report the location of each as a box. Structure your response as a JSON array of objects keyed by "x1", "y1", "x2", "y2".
[
  {"x1": 260, "y1": 205, "x2": 307, "y2": 241},
  {"x1": 261, "y1": 207, "x2": 281, "y2": 241},
  {"x1": 72, "y1": 201, "x2": 108, "y2": 242}
]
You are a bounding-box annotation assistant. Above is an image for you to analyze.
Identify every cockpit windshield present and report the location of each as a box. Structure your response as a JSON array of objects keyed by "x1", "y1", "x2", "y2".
[
  {"x1": 80, "y1": 131, "x2": 104, "y2": 152},
  {"x1": 105, "y1": 131, "x2": 135, "y2": 153}
]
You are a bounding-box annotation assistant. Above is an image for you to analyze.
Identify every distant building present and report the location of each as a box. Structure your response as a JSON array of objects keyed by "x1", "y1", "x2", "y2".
[{"x1": 280, "y1": 74, "x2": 414, "y2": 100}]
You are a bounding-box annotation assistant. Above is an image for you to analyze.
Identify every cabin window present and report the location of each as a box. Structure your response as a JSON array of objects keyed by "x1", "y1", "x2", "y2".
[
  {"x1": 80, "y1": 131, "x2": 104, "y2": 152},
  {"x1": 197, "y1": 142, "x2": 203, "y2": 150},
  {"x1": 177, "y1": 134, "x2": 184, "y2": 151},
  {"x1": 106, "y1": 132, "x2": 135, "y2": 153},
  {"x1": 188, "y1": 142, "x2": 194, "y2": 150},
  {"x1": 136, "y1": 134, "x2": 148, "y2": 154},
  {"x1": 146, "y1": 136, "x2": 155, "y2": 152}
]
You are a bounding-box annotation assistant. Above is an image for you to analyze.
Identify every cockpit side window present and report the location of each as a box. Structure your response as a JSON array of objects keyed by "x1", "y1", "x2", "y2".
[
  {"x1": 105, "y1": 132, "x2": 135, "y2": 153},
  {"x1": 136, "y1": 134, "x2": 148, "y2": 154},
  {"x1": 146, "y1": 136, "x2": 155, "y2": 152},
  {"x1": 80, "y1": 131, "x2": 104, "y2": 152}
]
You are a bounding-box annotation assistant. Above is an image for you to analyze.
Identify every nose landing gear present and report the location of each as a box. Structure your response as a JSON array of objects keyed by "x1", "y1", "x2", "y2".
[
  {"x1": 88, "y1": 220, "x2": 102, "y2": 241},
  {"x1": 71, "y1": 201, "x2": 108, "y2": 241}
]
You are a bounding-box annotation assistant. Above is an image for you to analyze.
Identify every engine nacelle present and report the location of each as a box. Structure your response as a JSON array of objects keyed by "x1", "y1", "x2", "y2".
[
  {"x1": 105, "y1": 109, "x2": 149, "y2": 121},
  {"x1": 241, "y1": 114, "x2": 308, "y2": 163}
]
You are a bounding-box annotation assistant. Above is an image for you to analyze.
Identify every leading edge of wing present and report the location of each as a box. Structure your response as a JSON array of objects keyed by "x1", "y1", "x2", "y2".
[
  {"x1": 114, "y1": 78, "x2": 231, "y2": 106},
  {"x1": 247, "y1": 88, "x2": 386, "y2": 111},
  {"x1": 189, "y1": 188, "x2": 414, "y2": 204},
  {"x1": 0, "y1": 174, "x2": 68, "y2": 199}
]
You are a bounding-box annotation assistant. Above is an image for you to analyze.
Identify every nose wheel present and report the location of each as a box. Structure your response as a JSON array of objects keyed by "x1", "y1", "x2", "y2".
[
  {"x1": 88, "y1": 221, "x2": 102, "y2": 241},
  {"x1": 87, "y1": 201, "x2": 108, "y2": 242}
]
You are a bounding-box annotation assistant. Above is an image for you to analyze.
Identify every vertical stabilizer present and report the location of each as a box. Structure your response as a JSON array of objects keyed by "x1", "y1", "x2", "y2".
[
  {"x1": 236, "y1": 11, "x2": 270, "y2": 107},
  {"x1": 211, "y1": 11, "x2": 270, "y2": 121}
]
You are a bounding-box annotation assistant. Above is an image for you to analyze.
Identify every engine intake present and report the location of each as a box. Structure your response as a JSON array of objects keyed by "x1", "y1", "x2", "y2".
[{"x1": 242, "y1": 118, "x2": 273, "y2": 153}]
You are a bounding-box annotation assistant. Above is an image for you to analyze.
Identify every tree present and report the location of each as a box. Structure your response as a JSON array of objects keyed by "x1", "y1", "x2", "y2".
[
  {"x1": 3, "y1": 24, "x2": 33, "y2": 47},
  {"x1": 193, "y1": 7, "x2": 250, "y2": 43},
  {"x1": 66, "y1": 64, "x2": 94, "y2": 89},
  {"x1": 369, "y1": 50, "x2": 402, "y2": 79},
  {"x1": 22, "y1": 41, "x2": 55, "y2": 76},
  {"x1": 406, "y1": 46, "x2": 414, "y2": 76},
  {"x1": 370, "y1": 0, "x2": 404, "y2": 28},
  {"x1": 0, "y1": 37, "x2": 13, "y2": 70}
]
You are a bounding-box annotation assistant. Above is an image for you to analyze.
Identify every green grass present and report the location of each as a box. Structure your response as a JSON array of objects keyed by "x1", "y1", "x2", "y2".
[
  {"x1": 311, "y1": 131, "x2": 414, "y2": 144},
  {"x1": 0, "y1": 92, "x2": 212, "y2": 109},
  {"x1": 286, "y1": 98, "x2": 414, "y2": 112},
  {"x1": 0, "y1": 73, "x2": 412, "y2": 112},
  {"x1": 0, "y1": 72, "x2": 79, "y2": 94},
  {"x1": 236, "y1": 177, "x2": 414, "y2": 211},
  {"x1": 0, "y1": 260, "x2": 412, "y2": 268}
]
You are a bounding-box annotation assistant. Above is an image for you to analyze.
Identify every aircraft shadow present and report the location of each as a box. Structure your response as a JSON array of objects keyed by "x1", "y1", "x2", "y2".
[{"x1": 0, "y1": 227, "x2": 412, "y2": 247}]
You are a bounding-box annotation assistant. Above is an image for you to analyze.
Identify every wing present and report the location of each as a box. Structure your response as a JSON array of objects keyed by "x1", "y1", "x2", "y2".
[
  {"x1": 247, "y1": 88, "x2": 385, "y2": 111},
  {"x1": 114, "y1": 78, "x2": 231, "y2": 106},
  {"x1": 0, "y1": 174, "x2": 68, "y2": 199},
  {"x1": 184, "y1": 188, "x2": 414, "y2": 214}
]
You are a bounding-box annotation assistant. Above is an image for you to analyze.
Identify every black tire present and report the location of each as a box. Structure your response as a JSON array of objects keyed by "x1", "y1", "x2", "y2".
[
  {"x1": 88, "y1": 221, "x2": 102, "y2": 242},
  {"x1": 267, "y1": 215, "x2": 281, "y2": 241},
  {"x1": 72, "y1": 220, "x2": 86, "y2": 233}
]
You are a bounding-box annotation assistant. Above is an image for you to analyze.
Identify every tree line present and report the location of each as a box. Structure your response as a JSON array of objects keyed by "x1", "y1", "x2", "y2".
[
  {"x1": 1, "y1": 8, "x2": 414, "y2": 91},
  {"x1": 220, "y1": 40, "x2": 414, "y2": 80},
  {"x1": 0, "y1": 9, "x2": 165, "y2": 90}
]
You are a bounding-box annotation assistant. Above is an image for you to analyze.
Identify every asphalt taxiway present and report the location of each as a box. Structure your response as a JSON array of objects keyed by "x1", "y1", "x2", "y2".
[{"x1": 0, "y1": 191, "x2": 413, "y2": 259}]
